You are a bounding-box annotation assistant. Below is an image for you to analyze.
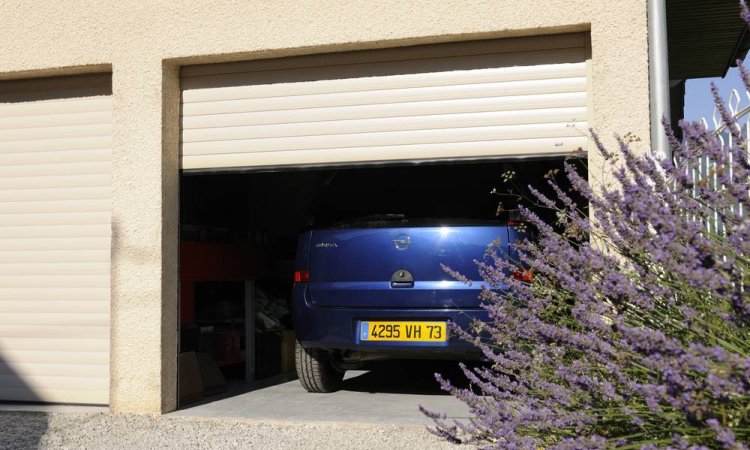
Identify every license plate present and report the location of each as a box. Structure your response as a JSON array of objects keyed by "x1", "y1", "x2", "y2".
[{"x1": 359, "y1": 321, "x2": 447, "y2": 343}]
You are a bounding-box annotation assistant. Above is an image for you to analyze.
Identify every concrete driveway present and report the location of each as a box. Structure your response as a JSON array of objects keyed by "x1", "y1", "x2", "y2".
[{"x1": 173, "y1": 361, "x2": 472, "y2": 427}]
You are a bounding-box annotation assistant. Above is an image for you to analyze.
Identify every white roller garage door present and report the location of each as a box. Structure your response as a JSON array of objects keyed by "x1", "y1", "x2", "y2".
[
  {"x1": 181, "y1": 33, "x2": 590, "y2": 170},
  {"x1": 0, "y1": 74, "x2": 112, "y2": 404}
]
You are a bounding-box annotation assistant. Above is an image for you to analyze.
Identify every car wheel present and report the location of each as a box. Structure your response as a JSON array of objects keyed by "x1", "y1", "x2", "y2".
[{"x1": 295, "y1": 340, "x2": 344, "y2": 393}]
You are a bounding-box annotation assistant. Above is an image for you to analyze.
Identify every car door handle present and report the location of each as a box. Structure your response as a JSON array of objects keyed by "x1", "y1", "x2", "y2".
[{"x1": 390, "y1": 269, "x2": 414, "y2": 288}]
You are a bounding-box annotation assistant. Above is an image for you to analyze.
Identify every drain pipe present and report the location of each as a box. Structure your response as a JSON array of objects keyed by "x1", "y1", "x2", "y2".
[{"x1": 648, "y1": 0, "x2": 672, "y2": 161}]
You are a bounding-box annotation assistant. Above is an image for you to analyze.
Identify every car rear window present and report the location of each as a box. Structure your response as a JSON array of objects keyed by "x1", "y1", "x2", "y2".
[{"x1": 309, "y1": 163, "x2": 504, "y2": 228}]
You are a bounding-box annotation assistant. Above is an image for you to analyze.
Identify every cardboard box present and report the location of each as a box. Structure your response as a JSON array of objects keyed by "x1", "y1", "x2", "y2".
[
  {"x1": 280, "y1": 330, "x2": 296, "y2": 374},
  {"x1": 195, "y1": 352, "x2": 226, "y2": 396},
  {"x1": 178, "y1": 352, "x2": 203, "y2": 405}
]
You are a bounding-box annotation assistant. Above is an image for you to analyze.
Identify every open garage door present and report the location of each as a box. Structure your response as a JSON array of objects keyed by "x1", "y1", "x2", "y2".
[
  {"x1": 0, "y1": 74, "x2": 112, "y2": 404},
  {"x1": 180, "y1": 33, "x2": 590, "y2": 170},
  {"x1": 177, "y1": 158, "x2": 578, "y2": 407}
]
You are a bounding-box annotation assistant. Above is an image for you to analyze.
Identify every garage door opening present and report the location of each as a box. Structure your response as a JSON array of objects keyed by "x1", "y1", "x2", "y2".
[{"x1": 176, "y1": 156, "x2": 583, "y2": 408}]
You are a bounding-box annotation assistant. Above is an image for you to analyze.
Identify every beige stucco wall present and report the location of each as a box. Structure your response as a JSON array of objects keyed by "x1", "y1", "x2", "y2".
[{"x1": 0, "y1": 0, "x2": 651, "y2": 414}]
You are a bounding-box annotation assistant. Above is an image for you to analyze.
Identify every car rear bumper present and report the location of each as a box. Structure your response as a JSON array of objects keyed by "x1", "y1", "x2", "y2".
[{"x1": 292, "y1": 284, "x2": 487, "y2": 357}]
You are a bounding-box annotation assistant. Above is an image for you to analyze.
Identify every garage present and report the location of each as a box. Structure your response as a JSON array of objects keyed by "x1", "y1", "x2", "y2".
[
  {"x1": 176, "y1": 33, "x2": 589, "y2": 406},
  {"x1": 0, "y1": 74, "x2": 113, "y2": 404}
]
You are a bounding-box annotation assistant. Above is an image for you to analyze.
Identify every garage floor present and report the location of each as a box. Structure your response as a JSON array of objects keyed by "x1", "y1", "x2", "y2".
[{"x1": 173, "y1": 362, "x2": 471, "y2": 426}]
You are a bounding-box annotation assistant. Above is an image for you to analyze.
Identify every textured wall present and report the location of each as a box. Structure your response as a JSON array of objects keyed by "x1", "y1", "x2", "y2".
[{"x1": 0, "y1": 0, "x2": 650, "y2": 413}]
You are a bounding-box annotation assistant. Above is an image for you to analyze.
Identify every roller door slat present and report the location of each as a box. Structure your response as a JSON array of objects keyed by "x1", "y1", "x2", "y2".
[
  {"x1": 0, "y1": 237, "x2": 110, "y2": 251},
  {"x1": 182, "y1": 77, "x2": 586, "y2": 116},
  {"x1": 0, "y1": 228, "x2": 111, "y2": 242},
  {"x1": 0, "y1": 337, "x2": 108, "y2": 352},
  {"x1": 0, "y1": 149, "x2": 111, "y2": 166},
  {"x1": 183, "y1": 62, "x2": 587, "y2": 103},
  {"x1": 0, "y1": 97, "x2": 111, "y2": 118},
  {"x1": 183, "y1": 136, "x2": 588, "y2": 169},
  {"x1": 0, "y1": 313, "x2": 109, "y2": 327},
  {"x1": 0, "y1": 198, "x2": 110, "y2": 214},
  {"x1": 0, "y1": 249, "x2": 109, "y2": 263},
  {"x1": 0, "y1": 261, "x2": 110, "y2": 275},
  {"x1": 0, "y1": 174, "x2": 111, "y2": 190},
  {"x1": 0, "y1": 185, "x2": 110, "y2": 202},
  {"x1": 0, "y1": 87, "x2": 110, "y2": 104},
  {"x1": 0, "y1": 300, "x2": 109, "y2": 314},
  {"x1": 0, "y1": 161, "x2": 110, "y2": 178},
  {"x1": 184, "y1": 47, "x2": 587, "y2": 92},
  {"x1": 0, "y1": 136, "x2": 111, "y2": 154},
  {"x1": 0, "y1": 387, "x2": 108, "y2": 404},
  {"x1": 0, "y1": 350, "x2": 109, "y2": 366},
  {"x1": 0, "y1": 111, "x2": 112, "y2": 130},
  {"x1": 0, "y1": 123, "x2": 111, "y2": 142},
  {"x1": 182, "y1": 33, "x2": 587, "y2": 78},
  {"x1": 183, "y1": 122, "x2": 587, "y2": 156},
  {"x1": 183, "y1": 107, "x2": 587, "y2": 143},
  {"x1": 0, "y1": 287, "x2": 110, "y2": 302},
  {"x1": 0, "y1": 274, "x2": 109, "y2": 289},
  {"x1": 0, "y1": 362, "x2": 109, "y2": 378},
  {"x1": 0, "y1": 224, "x2": 111, "y2": 240},
  {"x1": 0, "y1": 212, "x2": 110, "y2": 227},
  {"x1": 183, "y1": 92, "x2": 587, "y2": 127},
  {"x1": 0, "y1": 374, "x2": 109, "y2": 391},
  {"x1": 0, "y1": 325, "x2": 109, "y2": 339}
]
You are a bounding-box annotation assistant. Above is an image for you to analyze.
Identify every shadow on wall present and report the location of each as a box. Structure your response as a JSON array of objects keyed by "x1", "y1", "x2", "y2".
[{"x1": 0, "y1": 73, "x2": 112, "y2": 103}]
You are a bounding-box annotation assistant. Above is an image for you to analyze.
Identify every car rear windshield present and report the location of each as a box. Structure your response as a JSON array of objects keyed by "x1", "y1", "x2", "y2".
[{"x1": 309, "y1": 163, "x2": 504, "y2": 228}]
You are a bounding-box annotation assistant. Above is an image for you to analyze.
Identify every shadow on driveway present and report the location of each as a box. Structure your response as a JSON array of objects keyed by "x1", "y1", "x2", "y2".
[
  {"x1": 0, "y1": 411, "x2": 48, "y2": 450},
  {"x1": 341, "y1": 360, "x2": 471, "y2": 395}
]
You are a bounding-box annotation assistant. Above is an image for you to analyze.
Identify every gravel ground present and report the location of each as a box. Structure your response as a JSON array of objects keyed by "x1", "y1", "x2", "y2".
[{"x1": 0, "y1": 411, "x2": 460, "y2": 450}]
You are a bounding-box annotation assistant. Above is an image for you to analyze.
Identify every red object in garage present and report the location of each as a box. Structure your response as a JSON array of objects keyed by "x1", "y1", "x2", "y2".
[{"x1": 179, "y1": 241, "x2": 265, "y2": 323}]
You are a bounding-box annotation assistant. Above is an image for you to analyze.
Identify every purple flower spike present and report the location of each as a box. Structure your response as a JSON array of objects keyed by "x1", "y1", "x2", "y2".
[{"x1": 425, "y1": 7, "x2": 750, "y2": 446}]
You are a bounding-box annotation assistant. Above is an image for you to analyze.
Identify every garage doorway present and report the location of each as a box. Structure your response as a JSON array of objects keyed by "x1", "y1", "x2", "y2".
[
  {"x1": 176, "y1": 31, "x2": 590, "y2": 410},
  {"x1": 176, "y1": 156, "x2": 578, "y2": 408}
]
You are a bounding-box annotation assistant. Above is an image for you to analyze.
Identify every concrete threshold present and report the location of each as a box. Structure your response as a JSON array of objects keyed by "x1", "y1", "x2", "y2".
[{"x1": 172, "y1": 367, "x2": 471, "y2": 427}]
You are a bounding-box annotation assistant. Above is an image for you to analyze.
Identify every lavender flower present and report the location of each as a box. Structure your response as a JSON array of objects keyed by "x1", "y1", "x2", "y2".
[{"x1": 424, "y1": 4, "x2": 750, "y2": 448}]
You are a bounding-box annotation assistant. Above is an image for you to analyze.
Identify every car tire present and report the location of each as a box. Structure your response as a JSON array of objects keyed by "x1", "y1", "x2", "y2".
[{"x1": 295, "y1": 340, "x2": 344, "y2": 393}]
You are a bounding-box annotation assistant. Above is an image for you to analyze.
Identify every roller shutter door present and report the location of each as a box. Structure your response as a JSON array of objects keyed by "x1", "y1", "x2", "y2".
[
  {"x1": 0, "y1": 74, "x2": 112, "y2": 404},
  {"x1": 181, "y1": 33, "x2": 590, "y2": 170}
]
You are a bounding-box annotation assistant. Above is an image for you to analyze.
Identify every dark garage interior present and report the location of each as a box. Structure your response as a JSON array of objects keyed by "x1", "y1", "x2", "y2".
[{"x1": 176, "y1": 156, "x2": 582, "y2": 406}]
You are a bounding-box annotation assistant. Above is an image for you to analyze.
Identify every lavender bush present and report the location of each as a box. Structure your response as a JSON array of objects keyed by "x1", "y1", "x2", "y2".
[{"x1": 424, "y1": 16, "x2": 750, "y2": 450}]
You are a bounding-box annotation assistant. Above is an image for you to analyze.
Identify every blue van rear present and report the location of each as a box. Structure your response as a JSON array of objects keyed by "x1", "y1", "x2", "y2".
[
  {"x1": 293, "y1": 222, "x2": 519, "y2": 364},
  {"x1": 289, "y1": 163, "x2": 529, "y2": 392}
]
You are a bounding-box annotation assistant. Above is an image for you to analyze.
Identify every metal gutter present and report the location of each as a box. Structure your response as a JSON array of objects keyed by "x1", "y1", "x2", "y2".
[{"x1": 648, "y1": 0, "x2": 671, "y2": 160}]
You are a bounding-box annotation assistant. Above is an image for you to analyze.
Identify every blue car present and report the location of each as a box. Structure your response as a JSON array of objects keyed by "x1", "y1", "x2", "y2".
[{"x1": 292, "y1": 217, "x2": 522, "y2": 392}]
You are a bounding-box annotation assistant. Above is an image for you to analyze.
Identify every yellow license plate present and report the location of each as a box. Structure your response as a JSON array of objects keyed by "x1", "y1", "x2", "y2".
[{"x1": 360, "y1": 321, "x2": 447, "y2": 342}]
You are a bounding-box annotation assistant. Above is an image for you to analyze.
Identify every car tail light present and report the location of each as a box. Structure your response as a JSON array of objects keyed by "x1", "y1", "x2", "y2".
[
  {"x1": 294, "y1": 270, "x2": 310, "y2": 283},
  {"x1": 512, "y1": 269, "x2": 534, "y2": 282},
  {"x1": 508, "y1": 211, "x2": 523, "y2": 227}
]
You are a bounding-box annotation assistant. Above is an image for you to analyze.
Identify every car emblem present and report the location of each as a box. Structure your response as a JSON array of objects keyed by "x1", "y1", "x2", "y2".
[{"x1": 393, "y1": 234, "x2": 411, "y2": 250}]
